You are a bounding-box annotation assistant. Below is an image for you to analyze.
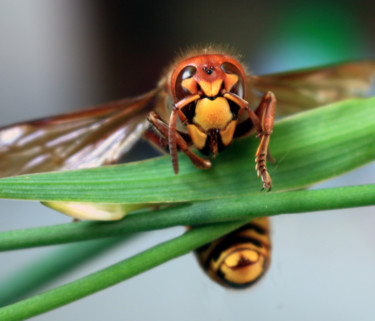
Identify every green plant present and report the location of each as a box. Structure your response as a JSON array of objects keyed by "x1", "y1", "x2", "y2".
[{"x1": 0, "y1": 97, "x2": 374, "y2": 320}]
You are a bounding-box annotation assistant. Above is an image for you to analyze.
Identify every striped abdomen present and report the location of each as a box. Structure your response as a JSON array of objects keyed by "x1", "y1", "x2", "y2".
[{"x1": 195, "y1": 217, "x2": 271, "y2": 288}]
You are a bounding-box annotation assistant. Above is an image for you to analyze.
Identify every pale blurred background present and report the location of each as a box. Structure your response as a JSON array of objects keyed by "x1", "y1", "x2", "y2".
[{"x1": 0, "y1": 1, "x2": 375, "y2": 320}]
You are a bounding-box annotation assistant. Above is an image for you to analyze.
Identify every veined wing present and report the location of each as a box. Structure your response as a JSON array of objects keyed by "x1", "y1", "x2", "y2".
[
  {"x1": 248, "y1": 61, "x2": 375, "y2": 115},
  {"x1": 0, "y1": 90, "x2": 159, "y2": 178}
]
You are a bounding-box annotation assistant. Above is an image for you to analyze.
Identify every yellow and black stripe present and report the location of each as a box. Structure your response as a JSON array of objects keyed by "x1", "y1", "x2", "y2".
[{"x1": 195, "y1": 217, "x2": 271, "y2": 288}]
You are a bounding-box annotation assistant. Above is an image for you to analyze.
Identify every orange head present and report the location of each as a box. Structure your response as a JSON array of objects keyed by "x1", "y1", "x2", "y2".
[
  {"x1": 167, "y1": 53, "x2": 247, "y2": 157},
  {"x1": 170, "y1": 54, "x2": 246, "y2": 101}
]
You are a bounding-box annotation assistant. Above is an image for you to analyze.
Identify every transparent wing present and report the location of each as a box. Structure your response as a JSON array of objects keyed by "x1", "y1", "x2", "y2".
[
  {"x1": 0, "y1": 90, "x2": 159, "y2": 178},
  {"x1": 247, "y1": 61, "x2": 375, "y2": 115}
]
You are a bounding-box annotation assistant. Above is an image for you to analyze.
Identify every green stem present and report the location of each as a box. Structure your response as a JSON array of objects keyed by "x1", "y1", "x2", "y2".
[
  {"x1": 0, "y1": 237, "x2": 131, "y2": 307},
  {"x1": 0, "y1": 220, "x2": 244, "y2": 321},
  {"x1": 1, "y1": 184, "x2": 375, "y2": 251}
]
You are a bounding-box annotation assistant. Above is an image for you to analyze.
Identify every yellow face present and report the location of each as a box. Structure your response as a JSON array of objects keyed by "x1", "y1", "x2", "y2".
[{"x1": 187, "y1": 97, "x2": 238, "y2": 155}]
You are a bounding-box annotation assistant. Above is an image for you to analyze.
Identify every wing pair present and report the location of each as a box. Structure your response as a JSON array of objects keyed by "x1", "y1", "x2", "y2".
[
  {"x1": 1, "y1": 62, "x2": 374, "y2": 178},
  {"x1": 248, "y1": 61, "x2": 375, "y2": 115}
]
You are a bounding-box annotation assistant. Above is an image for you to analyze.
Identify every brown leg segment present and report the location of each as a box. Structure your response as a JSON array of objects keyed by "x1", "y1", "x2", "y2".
[
  {"x1": 147, "y1": 111, "x2": 211, "y2": 172},
  {"x1": 168, "y1": 94, "x2": 201, "y2": 174},
  {"x1": 252, "y1": 91, "x2": 276, "y2": 190},
  {"x1": 168, "y1": 106, "x2": 179, "y2": 173},
  {"x1": 223, "y1": 92, "x2": 262, "y2": 133},
  {"x1": 223, "y1": 91, "x2": 276, "y2": 190},
  {"x1": 143, "y1": 126, "x2": 169, "y2": 153}
]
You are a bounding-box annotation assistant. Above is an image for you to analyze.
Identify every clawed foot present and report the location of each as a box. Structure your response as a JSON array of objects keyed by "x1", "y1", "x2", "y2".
[
  {"x1": 260, "y1": 172, "x2": 272, "y2": 191},
  {"x1": 255, "y1": 153, "x2": 272, "y2": 191}
]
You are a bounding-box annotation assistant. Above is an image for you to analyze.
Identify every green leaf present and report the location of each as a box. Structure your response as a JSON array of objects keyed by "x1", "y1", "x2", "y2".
[
  {"x1": 0, "y1": 97, "x2": 375, "y2": 320},
  {"x1": 0, "y1": 237, "x2": 129, "y2": 306},
  {"x1": 1, "y1": 184, "x2": 375, "y2": 250},
  {"x1": 0, "y1": 97, "x2": 374, "y2": 207},
  {"x1": 0, "y1": 221, "x2": 245, "y2": 321}
]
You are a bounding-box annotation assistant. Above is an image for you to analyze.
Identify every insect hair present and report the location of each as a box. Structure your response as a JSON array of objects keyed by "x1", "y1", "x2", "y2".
[{"x1": 158, "y1": 43, "x2": 249, "y2": 87}]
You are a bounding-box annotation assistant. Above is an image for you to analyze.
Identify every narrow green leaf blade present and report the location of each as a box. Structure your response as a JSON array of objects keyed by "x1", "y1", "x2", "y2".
[
  {"x1": 0, "y1": 221, "x2": 245, "y2": 321},
  {"x1": 0, "y1": 97, "x2": 374, "y2": 204},
  {"x1": 0, "y1": 184, "x2": 375, "y2": 250}
]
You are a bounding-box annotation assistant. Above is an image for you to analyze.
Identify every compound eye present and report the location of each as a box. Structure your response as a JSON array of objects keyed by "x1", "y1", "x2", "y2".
[
  {"x1": 221, "y1": 62, "x2": 240, "y2": 75},
  {"x1": 174, "y1": 65, "x2": 197, "y2": 100},
  {"x1": 181, "y1": 65, "x2": 197, "y2": 80},
  {"x1": 220, "y1": 62, "x2": 244, "y2": 97}
]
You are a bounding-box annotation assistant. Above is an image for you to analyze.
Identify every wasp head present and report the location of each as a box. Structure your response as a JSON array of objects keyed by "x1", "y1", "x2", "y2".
[
  {"x1": 167, "y1": 54, "x2": 247, "y2": 158},
  {"x1": 171, "y1": 54, "x2": 246, "y2": 101}
]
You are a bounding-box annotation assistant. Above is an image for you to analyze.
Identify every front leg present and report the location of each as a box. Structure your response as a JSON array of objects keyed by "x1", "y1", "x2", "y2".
[
  {"x1": 147, "y1": 111, "x2": 211, "y2": 173},
  {"x1": 168, "y1": 94, "x2": 201, "y2": 173},
  {"x1": 224, "y1": 91, "x2": 276, "y2": 190},
  {"x1": 253, "y1": 92, "x2": 276, "y2": 190}
]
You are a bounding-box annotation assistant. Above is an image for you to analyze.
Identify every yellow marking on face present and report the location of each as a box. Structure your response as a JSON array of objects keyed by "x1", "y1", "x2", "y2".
[
  {"x1": 198, "y1": 79, "x2": 223, "y2": 97},
  {"x1": 224, "y1": 74, "x2": 239, "y2": 91},
  {"x1": 194, "y1": 97, "x2": 232, "y2": 131},
  {"x1": 181, "y1": 78, "x2": 197, "y2": 94},
  {"x1": 187, "y1": 124, "x2": 207, "y2": 149},
  {"x1": 220, "y1": 120, "x2": 237, "y2": 146}
]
